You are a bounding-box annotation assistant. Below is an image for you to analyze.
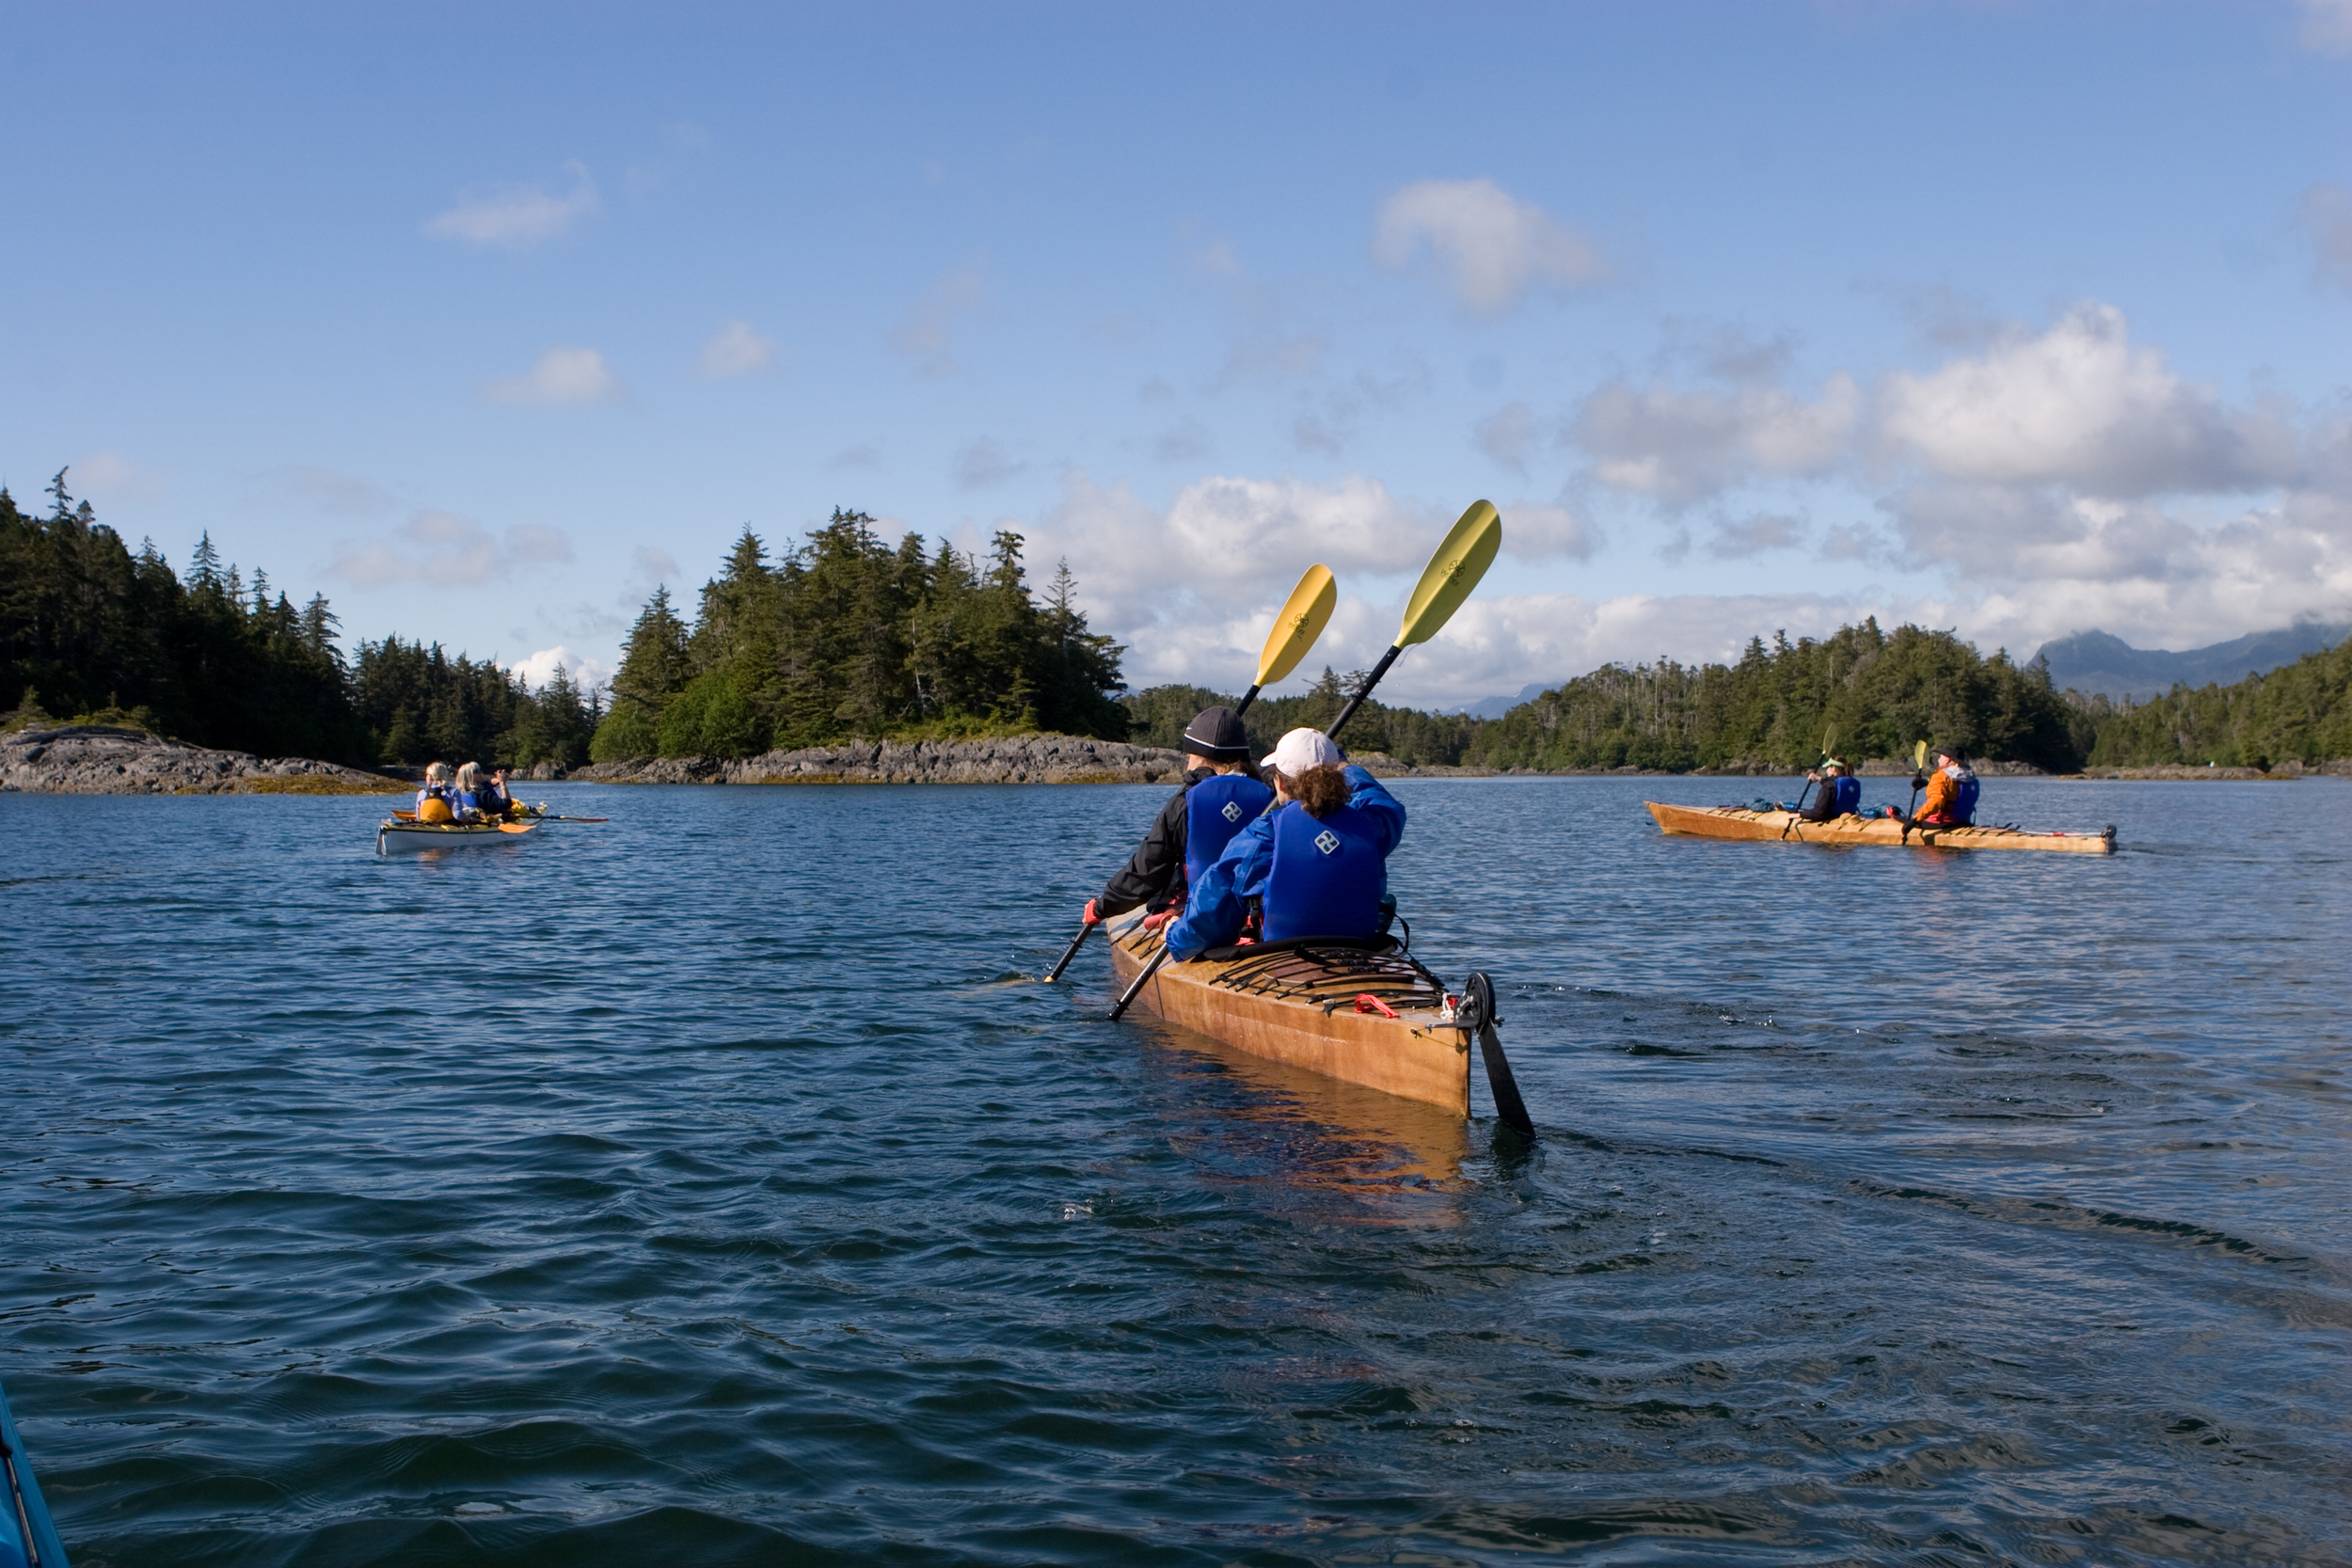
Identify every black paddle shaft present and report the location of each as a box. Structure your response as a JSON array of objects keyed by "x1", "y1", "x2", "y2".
[
  {"x1": 1044, "y1": 923, "x2": 1092, "y2": 983},
  {"x1": 1108, "y1": 945, "x2": 1168, "y2": 1021},
  {"x1": 1325, "y1": 644, "x2": 1402, "y2": 741},
  {"x1": 1233, "y1": 685, "x2": 1261, "y2": 718}
]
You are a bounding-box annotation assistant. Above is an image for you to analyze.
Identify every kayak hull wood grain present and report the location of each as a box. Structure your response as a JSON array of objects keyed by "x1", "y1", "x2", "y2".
[
  {"x1": 1106, "y1": 917, "x2": 1472, "y2": 1117},
  {"x1": 1644, "y1": 800, "x2": 2115, "y2": 853}
]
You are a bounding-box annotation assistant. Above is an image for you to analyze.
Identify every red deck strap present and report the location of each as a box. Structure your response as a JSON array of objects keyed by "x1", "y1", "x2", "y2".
[{"x1": 1353, "y1": 993, "x2": 1400, "y2": 1018}]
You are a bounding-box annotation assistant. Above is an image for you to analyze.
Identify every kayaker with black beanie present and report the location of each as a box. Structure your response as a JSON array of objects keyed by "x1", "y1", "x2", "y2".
[{"x1": 1080, "y1": 705, "x2": 1274, "y2": 931}]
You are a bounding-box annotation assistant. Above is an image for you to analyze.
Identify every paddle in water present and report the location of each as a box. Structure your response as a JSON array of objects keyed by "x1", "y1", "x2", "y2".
[
  {"x1": 1789, "y1": 725, "x2": 1836, "y2": 816},
  {"x1": 1326, "y1": 499, "x2": 1501, "y2": 739},
  {"x1": 1052, "y1": 563, "x2": 1338, "y2": 986},
  {"x1": 1899, "y1": 738, "x2": 1930, "y2": 840}
]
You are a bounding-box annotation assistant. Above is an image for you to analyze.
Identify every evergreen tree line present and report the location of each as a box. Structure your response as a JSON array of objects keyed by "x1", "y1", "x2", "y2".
[
  {"x1": 1, "y1": 475, "x2": 597, "y2": 768},
  {"x1": 13, "y1": 471, "x2": 2344, "y2": 774},
  {"x1": 2067, "y1": 637, "x2": 2352, "y2": 768},
  {"x1": 1127, "y1": 620, "x2": 2097, "y2": 773},
  {"x1": 590, "y1": 510, "x2": 1128, "y2": 760}
]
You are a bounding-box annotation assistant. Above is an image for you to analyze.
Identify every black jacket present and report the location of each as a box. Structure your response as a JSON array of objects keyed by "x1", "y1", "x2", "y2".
[
  {"x1": 1098, "y1": 765, "x2": 1263, "y2": 917},
  {"x1": 1798, "y1": 775, "x2": 1837, "y2": 822}
]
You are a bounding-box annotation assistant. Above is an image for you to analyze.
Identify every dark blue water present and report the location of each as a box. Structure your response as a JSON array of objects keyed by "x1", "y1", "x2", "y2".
[{"x1": 3, "y1": 777, "x2": 2346, "y2": 1566}]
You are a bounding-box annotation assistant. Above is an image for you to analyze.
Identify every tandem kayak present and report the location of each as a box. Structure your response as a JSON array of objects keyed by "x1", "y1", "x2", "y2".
[
  {"x1": 1645, "y1": 800, "x2": 2115, "y2": 854},
  {"x1": 1104, "y1": 912, "x2": 1533, "y2": 1135},
  {"x1": 375, "y1": 818, "x2": 537, "y2": 855},
  {"x1": 0, "y1": 1374, "x2": 69, "y2": 1568}
]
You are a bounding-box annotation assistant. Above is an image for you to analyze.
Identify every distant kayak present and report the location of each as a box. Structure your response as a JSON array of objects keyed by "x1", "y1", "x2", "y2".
[
  {"x1": 0, "y1": 1373, "x2": 70, "y2": 1568},
  {"x1": 375, "y1": 818, "x2": 536, "y2": 855},
  {"x1": 1645, "y1": 800, "x2": 2115, "y2": 854}
]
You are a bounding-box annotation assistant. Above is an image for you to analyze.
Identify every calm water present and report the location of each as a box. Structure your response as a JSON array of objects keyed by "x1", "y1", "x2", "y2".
[{"x1": 3, "y1": 776, "x2": 2346, "y2": 1567}]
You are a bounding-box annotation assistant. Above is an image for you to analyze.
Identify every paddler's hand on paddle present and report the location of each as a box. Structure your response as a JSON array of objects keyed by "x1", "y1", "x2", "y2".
[
  {"x1": 1142, "y1": 910, "x2": 1174, "y2": 932},
  {"x1": 1081, "y1": 898, "x2": 1101, "y2": 927}
]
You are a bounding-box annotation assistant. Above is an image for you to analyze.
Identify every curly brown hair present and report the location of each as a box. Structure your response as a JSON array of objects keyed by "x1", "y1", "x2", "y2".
[{"x1": 1287, "y1": 763, "x2": 1351, "y2": 817}]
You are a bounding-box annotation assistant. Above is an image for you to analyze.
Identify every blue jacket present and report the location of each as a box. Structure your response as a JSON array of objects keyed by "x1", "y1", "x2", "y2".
[{"x1": 1164, "y1": 765, "x2": 1406, "y2": 960}]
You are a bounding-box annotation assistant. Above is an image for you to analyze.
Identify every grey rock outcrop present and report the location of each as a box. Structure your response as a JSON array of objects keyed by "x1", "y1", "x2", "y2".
[
  {"x1": 0, "y1": 725, "x2": 407, "y2": 795},
  {"x1": 574, "y1": 734, "x2": 1189, "y2": 785}
]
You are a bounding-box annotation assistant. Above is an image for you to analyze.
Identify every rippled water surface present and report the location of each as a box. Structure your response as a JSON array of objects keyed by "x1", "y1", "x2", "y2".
[{"x1": 4, "y1": 776, "x2": 2347, "y2": 1566}]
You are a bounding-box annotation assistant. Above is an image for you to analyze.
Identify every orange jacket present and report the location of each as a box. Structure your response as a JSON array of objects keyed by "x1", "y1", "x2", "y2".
[{"x1": 1915, "y1": 766, "x2": 1975, "y2": 823}]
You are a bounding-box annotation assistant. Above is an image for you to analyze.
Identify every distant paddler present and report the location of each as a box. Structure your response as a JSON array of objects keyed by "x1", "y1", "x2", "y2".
[
  {"x1": 1046, "y1": 563, "x2": 1337, "y2": 981},
  {"x1": 415, "y1": 760, "x2": 457, "y2": 822}
]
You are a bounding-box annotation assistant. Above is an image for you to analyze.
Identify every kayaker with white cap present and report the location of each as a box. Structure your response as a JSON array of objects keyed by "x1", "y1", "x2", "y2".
[
  {"x1": 1080, "y1": 705, "x2": 1273, "y2": 931},
  {"x1": 1162, "y1": 727, "x2": 1406, "y2": 961}
]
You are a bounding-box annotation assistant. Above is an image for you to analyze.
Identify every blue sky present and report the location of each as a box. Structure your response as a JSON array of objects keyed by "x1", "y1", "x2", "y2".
[{"x1": 6, "y1": 1, "x2": 2348, "y2": 707}]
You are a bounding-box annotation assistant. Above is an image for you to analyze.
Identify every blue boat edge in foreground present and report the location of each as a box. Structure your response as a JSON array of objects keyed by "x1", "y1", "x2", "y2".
[{"x1": 0, "y1": 1376, "x2": 69, "y2": 1568}]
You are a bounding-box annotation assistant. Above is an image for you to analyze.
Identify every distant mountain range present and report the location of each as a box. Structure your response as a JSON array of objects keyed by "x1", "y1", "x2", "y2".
[
  {"x1": 2034, "y1": 622, "x2": 2349, "y2": 702},
  {"x1": 1448, "y1": 619, "x2": 2349, "y2": 717}
]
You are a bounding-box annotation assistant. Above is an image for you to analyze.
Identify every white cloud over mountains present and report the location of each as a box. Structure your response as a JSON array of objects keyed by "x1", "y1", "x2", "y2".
[
  {"x1": 698, "y1": 320, "x2": 776, "y2": 378},
  {"x1": 1544, "y1": 300, "x2": 2351, "y2": 659},
  {"x1": 511, "y1": 644, "x2": 614, "y2": 695},
  {"x1": 331, "y1": 511, "x2": 573, "y2": 588},
  {"x1": 1875, "y1": 303, "x2": 2296, "y2": 495},
  {"x1": 1575, "y1": 375, "x2": 1860, "y2": 505},
  {"x1": 426, "y1": 162, "x2": 601, "y2": 250},
  {"x1": 483, "y1": 347, "x2": 623, "y2": 405},
  {"x1": 1373, "y1": 179, "x2": 1605, "y2": 315}
]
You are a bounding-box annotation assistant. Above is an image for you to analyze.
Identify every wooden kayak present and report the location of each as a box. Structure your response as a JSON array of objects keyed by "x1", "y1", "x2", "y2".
[
  {"x1": 0, "y1": 1372, "x2": 70, "y2": 1568},
  {"x1": 1104, "y1": 912, "x2": 1529, "y2": 1130},
  {"x1": 375, "y1": 818, "x2": 536, "y2": 854},
  {"x1": 1645, "y1": 800, "x2": 2115, "y2": 854}
]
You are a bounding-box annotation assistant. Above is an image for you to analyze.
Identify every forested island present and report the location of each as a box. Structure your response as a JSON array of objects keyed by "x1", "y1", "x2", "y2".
[{"x1": 6, "y1": 473, "x2": 2347, "y2": 777}]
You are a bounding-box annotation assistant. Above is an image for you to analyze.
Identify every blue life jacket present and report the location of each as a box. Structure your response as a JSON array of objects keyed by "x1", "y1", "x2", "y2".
[
  {"x1": 1184, "y1": 773, "x2": 1275, "y2": 887},
  {"x1": 1830, "y1": 775, "x2": 1861, "y2": 815},
  {"x1": 1263, "y1": 801, "x2": 1387, "y2": 942},
  {"x1": 451, "y1": 789, "x2": 480, "y2": 816},
  {"x1": 1952, "y1": 774, "x2": 1979, "y2": 825}
]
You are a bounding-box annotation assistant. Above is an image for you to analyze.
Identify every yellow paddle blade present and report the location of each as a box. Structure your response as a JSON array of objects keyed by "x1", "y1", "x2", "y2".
[
  {"x1": 498, "y1": 821, "x2": 534, "y2": 834},
  {"x1": 1397, "y1": 500, "x2": 1502, "y2": 648},
  {"x1": 1821, "y1": 725, "x2": 1837, "y2": 758},
  {"x1": 1914, "y1": 739, "x2": 1929, "y2": 770},
  {"x1": 1255, "y1": 563, "x2": 1338, "y2": 688}
]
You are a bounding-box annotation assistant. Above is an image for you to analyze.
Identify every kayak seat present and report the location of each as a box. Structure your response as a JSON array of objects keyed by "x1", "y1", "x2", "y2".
[{"x1": 1197, "y1": 934, "x2": 1400, "y2": 964}]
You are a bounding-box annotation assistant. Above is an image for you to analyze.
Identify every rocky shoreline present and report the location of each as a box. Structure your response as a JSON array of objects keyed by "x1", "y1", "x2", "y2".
[
  {"x1": 8, "y1": 724, "x2": 2344, "y2": 795},
  {"x1": 0, "y1": 725, "x2": 409, "y2": 795}
]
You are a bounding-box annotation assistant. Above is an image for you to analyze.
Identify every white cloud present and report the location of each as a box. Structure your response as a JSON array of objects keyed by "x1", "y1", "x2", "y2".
[
  {"x1": 482, "y1": 347, "x2": 623, "y2": 406},
  {"x1": 1706, "y1": 513, "x2": 1804, "y2": 559},
  {"x1": 511, "y1": 645, "x2": 615, "y2": 694},
  {"x1": 698, "y1": 320, "x2": 777, "y2": 378},
  {"x1": 330, "y1": 511, "x2": 574, "y2": 588},
  {"x1": 954, "y1": 438, "x2": 1024, "y2": 489},
  {"x1": 425, "y1": 161, "x2": 600, "y2": 250},
  {"x1": 1876, "y1": 302, "x2": 2296, "y2": 496},
  {"x1": 1576, "y1": 373, "x2": 1860, "y2": 504},
  {"x1": 892, "y1": 265, "x2": 988, "y2": 377},
  {"x1": 70, "y1": 451, "x2": 165, "y2": 502},
  {"x1": 2297, "y1": 0, "x2": 2352, "y2": 54},
  {"x1": 2300, "y1": 183, "x2": 2352, "y2": 295},
  {"x1": 1500, "y1": 502, "x2": 1599, "y2": 562},
  {"x1": 1476, "y1": 402, "x2": 1537, "y2": 472},
  {"x1": 284, "y1": 466, "x2": 395, "y2": 515},
  {"x1": 1373, "y1": 178, "x2": 1604, "y2": 315}
]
